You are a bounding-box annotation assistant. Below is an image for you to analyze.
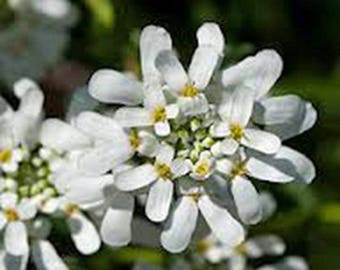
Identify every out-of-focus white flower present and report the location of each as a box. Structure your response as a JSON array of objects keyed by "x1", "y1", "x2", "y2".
[
  {"x1": 257, "y1": 256, "x2": 309, "y2": 270},
  {"x1": 197, "y1": 233, "x2": 286, "y2": 269}
]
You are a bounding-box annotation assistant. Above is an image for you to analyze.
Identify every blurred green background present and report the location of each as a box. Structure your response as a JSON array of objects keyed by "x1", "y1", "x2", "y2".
[{"x1": 1, "y1": 0, "x2": 340, "y2": 269}]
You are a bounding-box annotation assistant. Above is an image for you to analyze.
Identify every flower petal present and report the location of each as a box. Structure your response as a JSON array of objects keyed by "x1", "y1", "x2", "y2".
[
  {"x1": 231, "y1": 176, "x2": 262, "y2": 224},
  {"x1": 196, "y1": 23, "x2": 225, "y2": 55},
  {"x1": 138, "y1": 131, "x2": 159, "y2": 157},
  {"x1": 140, "y1": 25, "x2": 172, "y2": 83},
  {"x1": 76, "y1": 111, "x2": 127, "y2": 141},
  {"x1": 88, "y1": 69, "x2": 143, "y2": 105},
  {"x1": 188, "y1": 46, "x2": 219, "y2": 90},
  {"x1": 146, "y1": 179, "x2": 174, "y2": 222},
  {"x1": 242, "y1": 129, "x2": 281, "y2": 154},
  {"x1": 155, "y1": 50, "x2": 188, "y2": 92},
  {"x1": 178, "y1": 94, "x2": 209, "y2": 116},
  {"x1": 32, "y1": 240, "x2": 68, "y2": 270},
  {"x1": 154, "y1": 121, "x2": 171, "y2": 137},
  {"x1": 222, "y1": 50, "x2": 283, "y2": 99},
  {"x1": 220, "y1": 138, "x2": 239, "y2": 155},
  {"x1": 257, "y1": 256, "x2": 308, "y2": 270},
  {"x1": 17, "y1": 199, "x2": 37, "y2": 220},
  {"x1": 78, "y1": 141, "x2": 133, "y2": 175},
  {"x1": 17, "y1": 87, "x2": 44, "y2": 118},
  {"x1": 1, "y1": 192, "x2": 18, "y2": 209},
  {"x1": 156, "y1": 143, "x2": 175, "y2": 165},
  {"x1": 228, "y1": 255, "x2": 247, "y2": 270},
  {"x1": 246, "y1": 235, "x2": 286, "y2": 258},
  {"x1": 114, "y1": 107, "x2": 152, "y2": 127},
  {"x1": 115, "y1": 164, "x2": 158, "y2": 191},
  {"x1": 161, "y1": 196, "x2": 198, "y2": 253},
  {"x1": 216, "y1": 158, "x2": 233, "y2": 175},
  {"x1": 198, "y1": 195, "x2": 245, "y2": 246},
  {"x1": 68, "y1": 212, "x2": 101, "y2": 255},
  {"x1": 5, "y1": 221, "x2": 29, "y2": 256},
  {"x1": 100, "y1": 192, "x2": 134, "y2": 247},
  {"x1": 40, "y1": 119, "x2": 92, "y2": 152},
  {"x1": 171, "y1": 159, "x2": 192, "y2": 178}
]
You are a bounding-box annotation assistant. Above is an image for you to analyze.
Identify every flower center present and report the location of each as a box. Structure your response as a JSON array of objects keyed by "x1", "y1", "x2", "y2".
[
  {"x1": 197, "y1": 239, "x2": 211, "y2": 255},
  {"x1": 151, "y1": 105, "x2": 167, "y2": 123},
  {"x1": 230, "y1": 123, "x2": 244, "y2": 141},
  {"x1": 129, "y1": 129, "x2": 141, "y2": 150},
  {"x1": 64, "y1": 203, "x2": 79, "y2": 216},
  {"x1": 155, "y1": 162, "x2": 172, "y2": 179},
  {"x1": 195, "y1": 160, "x2": 210, "y2": 176},
  {"x1": 1, "y1": 146, "x2": 58, "y2": 198},
  {"x1": 180, "y1": 84, "x2": 199, "y2": 97},
  {"x1": 234, "y1": 242, "x2": 247, "y2": 255},
  {"x1": 4, "y1": 208, "x2": 19, "y2": 222},
  {"x1": 230, "y1": 160, "x2": 247, "y2": 177},
  {"x1": 0, "y1": 149, "x2": 12, "y2": 164}
]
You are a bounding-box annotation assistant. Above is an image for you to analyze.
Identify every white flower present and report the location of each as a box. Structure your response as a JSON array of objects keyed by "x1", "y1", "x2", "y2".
[
  {"x1": 257, "y1": 256, "x2": 309, "y2": 270},
  {"x1": 0, "y1": 193, "x2": 37, "y2": 256},
  {"x1": 88, "y1": 25, "x2": 172, "y2": 105},
  {"x1": 114, "y1": 88, "x2": 179, "y2": 137},
  {"x1": 115, "y1": 143, "x2": 190, "y2": 222},
  {"x1": 161, "y1": 181, "x2": 245, "y2": 253},
  {"x1": 197, "y1": 233, "x2": 286, "y2": 270},
  {"x1": 211, "y1": 89, "x2": 281, "y2": 155},
  {"x1": 155, "y1": 23, "x2": 224, "y2": 116}
]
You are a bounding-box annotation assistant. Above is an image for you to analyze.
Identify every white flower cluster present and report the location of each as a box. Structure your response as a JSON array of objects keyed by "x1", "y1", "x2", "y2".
[
  {"x1": 0, "y1": 0, "x2": 76, "y2": 86},
  {"x1": 0, "y1": 22, "x2": 316, "y2": 269}
]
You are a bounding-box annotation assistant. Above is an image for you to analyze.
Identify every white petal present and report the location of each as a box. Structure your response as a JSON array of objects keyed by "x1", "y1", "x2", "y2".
[
  {"x1": 166, "y1": 104, "x2": 179, "y2": 119},
  {"x1": 140, "y1": 25, "x2": 172, "y2": 83},
  {"x1": 115, "y1": 164, "x2": 157, "y2": 191},
  {"x1": 253, "y1": 95, "x2": 305, "y2": 125},
  {"x1": 246, "y1": 235, "x2": 286, "y2": 258},
  {"x1": 247, "y1": 155, "x2": 295, "y2": 183},
  {"x1": 265, "y1": 102, "x2": 317, "y2": 140},
  {"x1": 40, "y1": 119, "x2": 92, "y2": 152},
  {"x1": 242, "y1": 129, "x2": 281, "y2": 154},
  {"x1": 88, "y1": 69, "x2": 143, "y2": 105},
  {"x1": 155, "y1": 50, "x2": 188, "y2": 92},
  {"x1": 258, "y1": 256, "x2": 309, "y2": 270},
  {"x1": 228, "y1": 89, "x2": 254, "y2": 126},
  {"x1": 197, "y1": 23, "x2": 225, "y2": 55},
  {"x1": 114, "y1": 107, "x2": 152, "y2": 127},
  {"x1": 2, "y1": 252, "x2": 29, "y2": 270},
  {"x1": 271, "y1": 146, "x2": 316, "y2": 184},
  {"x1": 5, "y1": 221, "x2": 29, "y2": 256},
  {"x1": 198, "y1": 195, "x2": 245, "y2": 246},
  {"x1": 17, "y1": 199, "x2": 37, "y2": 220},
  {"x1": 228, "y1": 255, "x2": 247, "y2": 270},
  {"x1": 1, "y1": 192, "x2": 18, "y2": 209},
  {"x1": 161, "y1": 196, "x2": 198, "y2": 253},
  {"x1": 231, "y1": 176, "x2": 262, "y2": 224},
  {"x1": 100, "y1": 192, "x2": 134, "y2": 247},
  {"x1": 154, "y1": 121, "x2": 170, "y2": 137},
  {"x1": 18, "y1": 87, "x2": 44, "y2": 118},
  {"x1": 138, "y1": 131, "x2": 159, "y2": 157},
  {"x1": 220, "y1": 138, "x2": 239, "y2": 155},
  {"x1": 143, "y1": 87, "x2": 166, "y2": 109},
  {"x1": 259, "y1": 192, "x2": 277, "y2": 221},
  {"x1": 222, "y1": 50, "x2": 283, "y2": 99},
  {"x1": 146, "y1": 179, "x2": 174, "y2": 222},
  {"x1": 68, "y1": 212, "x2": 101, "y2": 255},
  {"x1": 65, "y1": 174, "x2": 113, "y2": 208},
  {"x1": 32, "y1": 240, "x2": 68, "y2": 270},
  {"x1": 0, "y1": 213, "x2": 6, "y2": 230},
  {"x1": 156, "y1": 143, "x2": 175, "y2": 165},
  {"x1": 76, "y1": 111, "x2": 127, "y2": 141},
  {"x1": 171, "y1": 159, "x2": 191, "y2": 178},
  {"x1": 216, "y1": 158, "x2": 233, "y2": 175},
  {"x1": 188, "y1": 46, "x2": 219, "y2": 90},
  {"x1": 178, "y1": 94, "x2": 209, "y2": 116},
  {"x1": 78, "y1": 141, "x2": 133, "y2": 175},
  {"x1": 13, "y1": 78, "x2": 40, "y2": 98},
  {"x1": 210, "y1": 122, "x2": 230, "y2": 138}
]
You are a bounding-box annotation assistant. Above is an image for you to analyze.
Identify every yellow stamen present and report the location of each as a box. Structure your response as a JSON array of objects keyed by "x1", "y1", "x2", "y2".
[
  {"x1": 230, "y1": 160, "x2": 247, "y2": 177},
  {"x1": 189, "y1": 193, "x2": 201, "y2": 202},
  {"x1": 129, "y1": 129, "x2": 141, "y2": 150},
  {"x1": 195, "y1": 160, "x2": 210, "y2": 176},
  {"x1": 180, "y1": 84, "x2": 199, "y2": 97},
  {"x1": 234, "y1": 242, "x2": 247, "y2": 255},
  {"x1": 155, "y1": 162, "x2": 172, "y2": 179},
  {"x1": 151, "y1": 106, "x2": 167, "y2": 123},
  {"x1": 64, "y1": 203, "x2": 78, "y2": 216},
  {"x1": 0, "y1": 149, "x2": 12, "y2": 164},
  {"x1": 229, "y1": 123, "x2": 244, "y2": 142},
  {"x1": 4, "y1": 208, "x2": 19, "y2": 222},
  {"x1": 197, "y1": 239, "x2": 211, "y2": 254}
]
